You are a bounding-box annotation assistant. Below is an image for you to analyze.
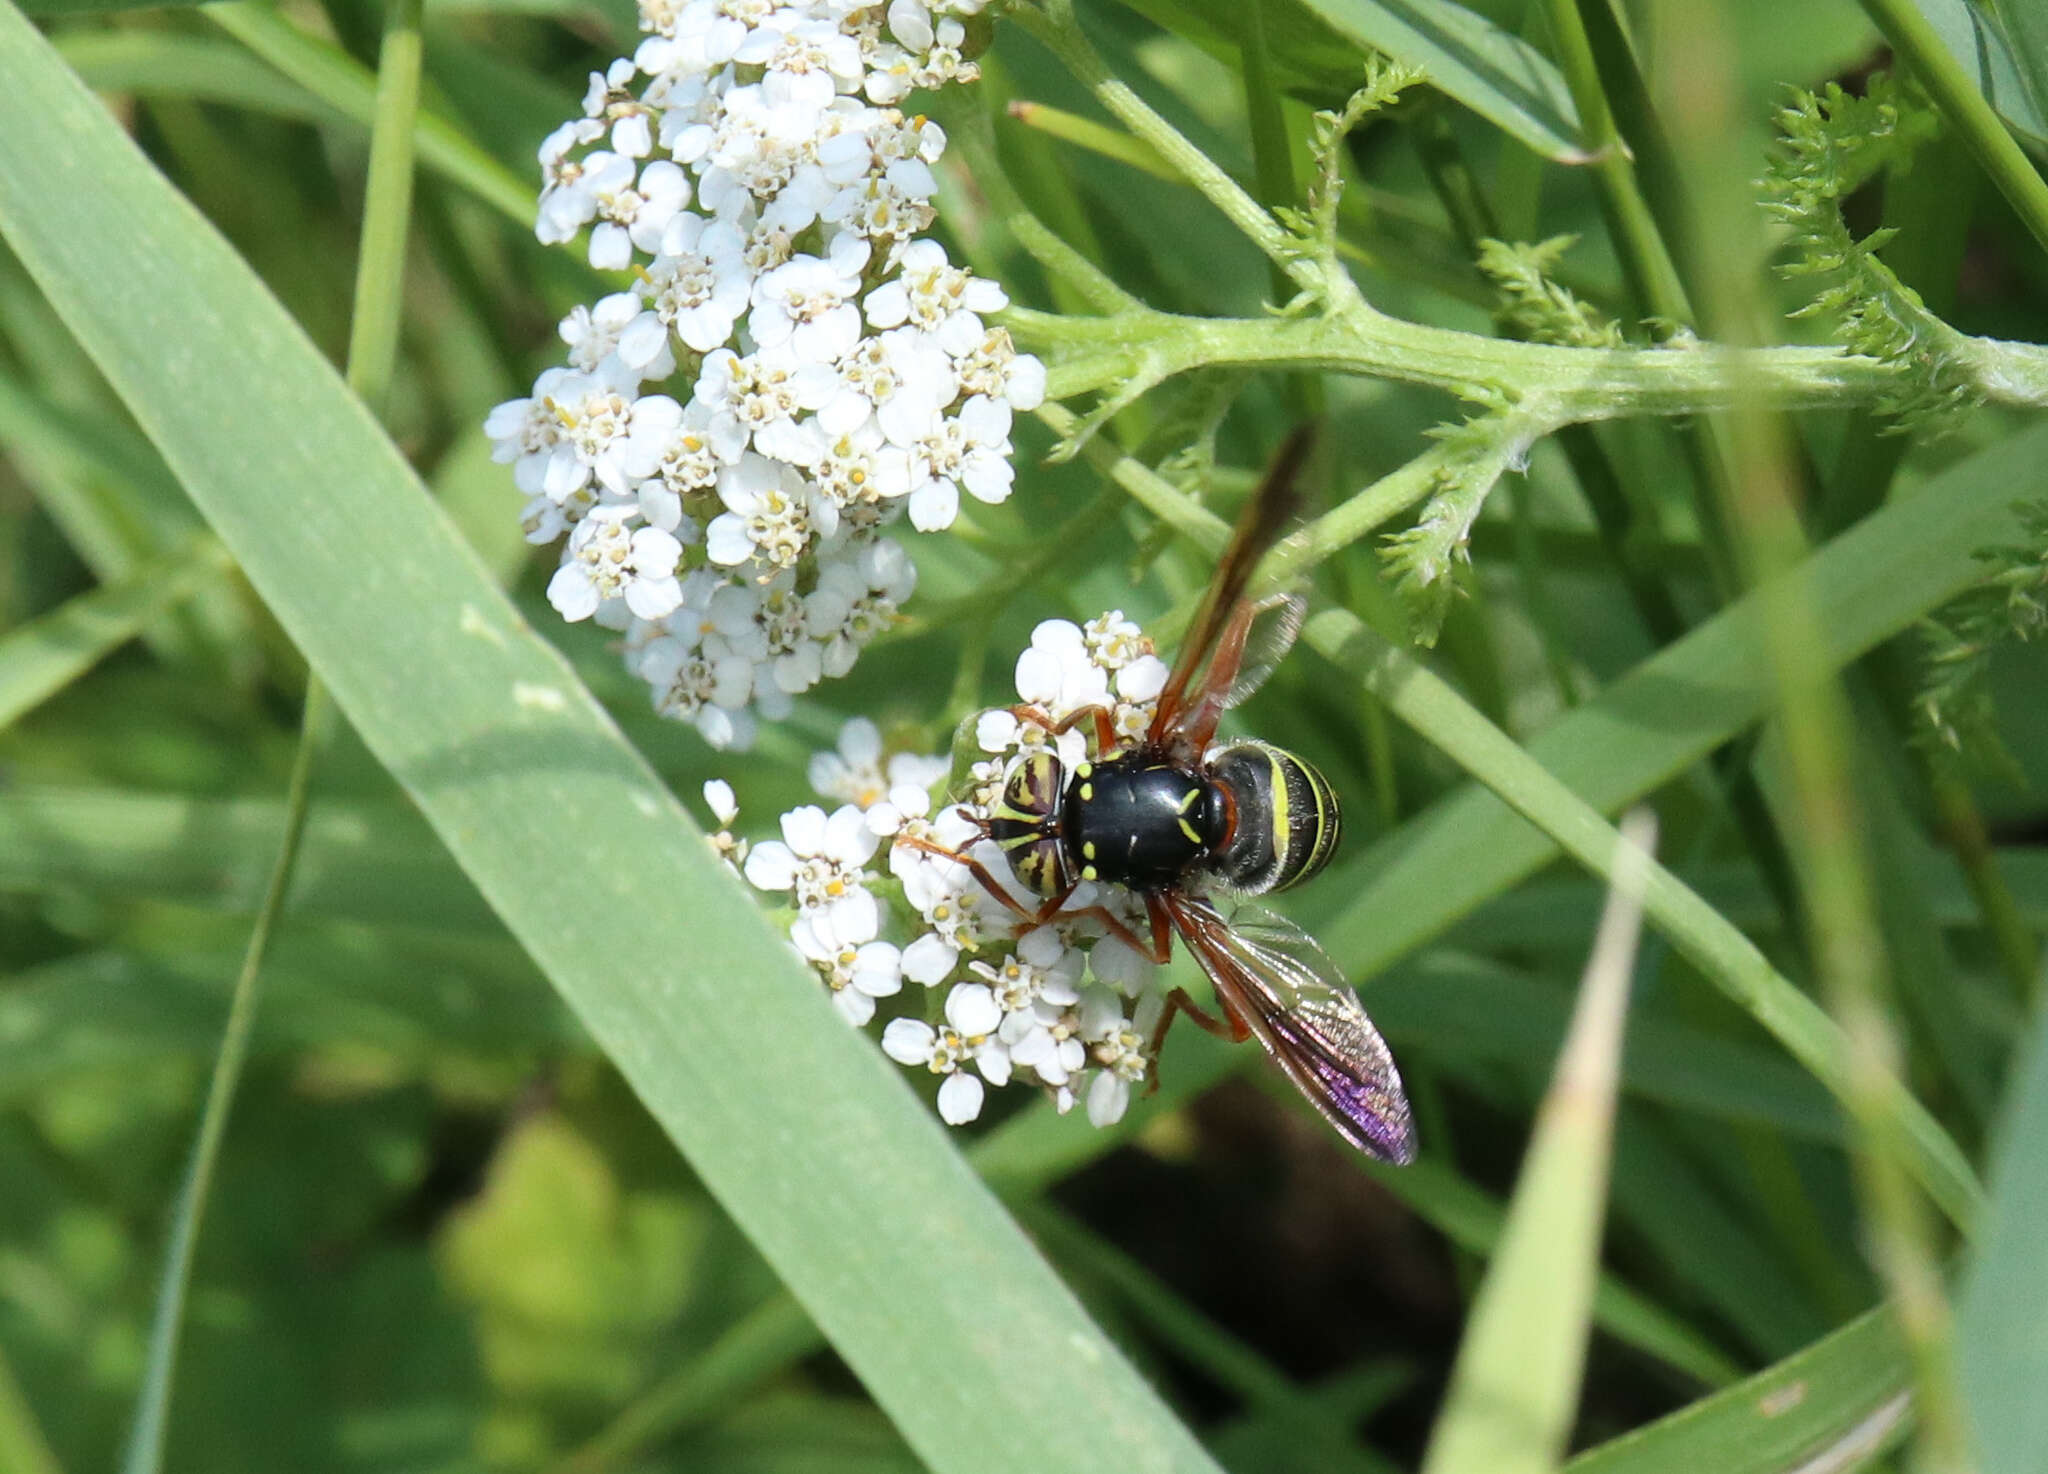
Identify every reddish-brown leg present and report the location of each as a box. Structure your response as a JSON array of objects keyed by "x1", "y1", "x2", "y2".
[
  {"x1": 894, "y1": 834, "x2": 1038, "y2": 926},
  {"x1": 1009, "y1": 702, "x2": 1118, "y2": 754},
  {"x1": 1143, "y1": 985, "x2": 1251, "y2": 1096},
  {"x1": 895, "y1": 834, "x2": 1168, "y2": 961}
]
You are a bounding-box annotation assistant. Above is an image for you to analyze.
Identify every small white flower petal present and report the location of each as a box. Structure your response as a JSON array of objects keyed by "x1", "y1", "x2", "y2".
[
  {"x1": 937, "y1": 1071, "x2": 985, "y2": 1124},
  {"x1": 902, "y1": 932, "x2": 958, "y2": 986},
  {"x1": 1087, "y1": 1070, "x2": 1131, "y2": 1127},
  {"x1": 881, "y1": 1017, "x2": 936, "y2": 1066},
  {"x1": 945, "y1": 982, "x2": 1002, "y2": 1037},
  {"x1": 743, "y1": 840, "x2": 798, "y2": 892},
  {"x1": 834, "y1": 988, "x2": 877, "y2": 1026}
]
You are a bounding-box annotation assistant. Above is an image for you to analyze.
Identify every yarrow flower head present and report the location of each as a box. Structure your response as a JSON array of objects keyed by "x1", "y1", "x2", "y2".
[
  {"x1": 488, "y1": 0, "x2": 1041, "y2": 750},
  {"x1": 714, "y1": 614, "x2": 1178, "y2": 1132}
]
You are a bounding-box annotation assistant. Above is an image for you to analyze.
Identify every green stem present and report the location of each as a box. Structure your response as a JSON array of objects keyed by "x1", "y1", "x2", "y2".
[
  {"x1": 0, "y1": 535, "x2": 230, "y2": 730},
  {"x1": 120, "y1": 6, "x2": 422, "y2": 1467},
  {"x1": 1003, "y1": 98, "x2": 1176, "y2": 181},
  {"x1": 1409, "y1": 100, "x2": 1501, "y2": 249},
  {"x1": 345, "y1": 0, "x2": 424, "y2": 415},
  {"x1": 120, "y1": 682, "x2": 330, "y2": 1474},
  {"x1": 1240, "y1": 0, "x2": 1299, "y2": 312},
  {"x1": 1570, "y1": 0, "x2": 1698, "y2": 296},
  {"x1": 1014, "y1": 307, "x2": 2043, "y2": 423},
  {"x1": 1013, "y1": 1, "x2": 1320, "y2": 295},
  {"x1": 1726, "y1": 422, "x2": 1976, "y2": 1474},
  {"x1": 1859, "y1": 0, "x2": 2048, "y2": 259},
  {"x1": 549, "y1": 1295, "x2": 821, "y2": 1474},
  {"x1": 1929, "y1": 771, "x2": 2042, "y2": 1010},
  {"x1": 1667, "y1": 5, "x2": 1977, "y2": 1460},
  {"x1": 1543, "y1": 0, "x2": 1691, "y2": 323}
]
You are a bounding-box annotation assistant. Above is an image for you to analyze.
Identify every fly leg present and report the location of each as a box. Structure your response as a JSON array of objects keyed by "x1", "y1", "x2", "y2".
[
  {"x1": 1143, "y1": 987, "x2": 1252, "y2": 1099},
  {"x1": 892, "y1": 834, "x2": 1037, "y2": 929},
  {"x1": 892, "y1": 835, "x2": 1162, "y2": 952},
  {"x1": 1008, "y1": 703, "x2": 1119, "y2": 755},
  {"x1": 1140, "y1": 894, "x2": 1243, "y2": 1096},
  {"x1": 1008, "y1": 886, "x2": 1168, "y2": 964}
]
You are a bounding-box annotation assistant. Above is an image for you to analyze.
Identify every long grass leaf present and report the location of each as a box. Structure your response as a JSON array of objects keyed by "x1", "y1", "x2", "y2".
[
  {"x1": 1324, "y1": 419, "x2": 2048, "y2": 981},
  {"x1": 0, "y1": 786, "x2": 500, "y2": 932},
  {"x1": 0, "y1": 538, "x2": 227, "y2": 729},
  {"x1": 1421, "y1": 813, "x2": 1651, "y2": 1474},
  {"x1": 57, "y1": 30, "x2": 341, "y2": 121},
  {"x1": 1566, "y1": 1306, "x2": 1909, "y2": 1474},
  {"x1": 1305, "y1": 605, "x2": 1984, "y2": 1234},
  {"x1": 1120, "y1": 0, "x2": 1584, "y2": 161},
  {"x1": 0, "y1": 14, "x2": 1219, "y2": 1472},
  {"x1": 204, "y1": 2, "x2": 534, "y2": 229},
  {"x1": 1957, "y1": 990, "x2": 2048, "y2": 1470},
  {"x1": 1914, "y1": 0, "x2": 2048, "y2": 146}
]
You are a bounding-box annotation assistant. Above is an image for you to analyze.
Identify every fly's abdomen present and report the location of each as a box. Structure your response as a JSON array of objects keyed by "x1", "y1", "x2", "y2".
[{"x1": 1204, "y1": 740, "x2": 1341, "y2": 894}]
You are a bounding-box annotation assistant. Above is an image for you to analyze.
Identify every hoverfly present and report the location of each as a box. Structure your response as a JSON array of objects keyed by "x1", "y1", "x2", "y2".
[{"x1": 904, "y1": 427, "x2": 1415, "y2": 1163}]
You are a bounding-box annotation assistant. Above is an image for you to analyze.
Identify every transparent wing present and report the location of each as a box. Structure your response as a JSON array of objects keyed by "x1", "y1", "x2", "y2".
[
  {"x1": 1218, "y1": 591, "x2": 1306, "y2": 710},
  {"x1": 1164, "y1": 893, "x2": 1416, "y2": 1163}
]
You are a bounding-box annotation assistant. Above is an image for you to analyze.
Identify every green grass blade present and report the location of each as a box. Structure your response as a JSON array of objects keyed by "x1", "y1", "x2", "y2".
[
  {"x1": 0, "y1": 933, "x2": 579, "y2": 1099},
  {"x1": 1278, "y1": 0, "x2": 1585, "y2": 161},
  {"x1": 1958, "y1": 990, "x2": 2048, "y2": 1470},
  {"x1": 1306, "y1": 605, "x2": 1984, "y2": 1235},
  {"x1": 0, "y1": 786, "x2": 500, "y2": 933},
  {"x1": 550, "y1": 1294, "x2": 823, "y2": 1474},
  {"x1": 1985, "y1": 0, "x2": 2048, "y2": 133},
  {"x1": 0, "y1": 364, "x2": 247, "y2": 678},
  {"x1": 1324, "y1": 419, "x2": 2048, "y2": 982},
  {"x1": 1863, "y1": 0, "x2": 2048, "y2": 254},
  {"x1": 124, "y1": 0, "x2": 424, "y2": 1454},
  {"x1": 0, "y1": 15, "x2": 1219, "y2": 1472},
  {"x1": 0, "y1": 537, "x2": 227, "y2": 729},
  {"x1": 203, "y1": 2, "x2": 534, "y2": 229},
  {"x1": 1565, "y1": 1306, "x2": 1909, "y2": 1474},
  {"x1": 57, "y1": 30, "x2": 343, "y2": 122},
  {"x1": 1422, "y1": 814, "x2": 1651, "y2": 1474},
  {"x1": 1914, "y1": 0, "x2": 2048, "y2": 146}
]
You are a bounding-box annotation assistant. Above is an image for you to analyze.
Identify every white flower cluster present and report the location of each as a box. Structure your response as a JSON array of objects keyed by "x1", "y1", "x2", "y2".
[
  {"x1": 487, "y1": 0, "x2": 1046, "y2": 750},
  {"x1": 714, "y1": 614, "x2": 1175, "y2": 1129}
]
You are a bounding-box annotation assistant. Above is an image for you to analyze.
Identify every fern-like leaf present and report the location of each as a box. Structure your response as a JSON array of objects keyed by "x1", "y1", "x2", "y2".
[
  {"x1": 1380, "y1": 409, "x2": 1542, "y2": 645},
  {"x1": 1759, "y1": 74, "x2": 1967, "y2": 430},
  {"x1": 1914, "y1": 502, "x2": 2048, "y2": 776},
  {"x1": 1476, "y1": 236, "x2": 1628, "y2": 348},
  {"x1": 1278, "y1": 58, "x2": 1426, "y2": 262}
]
